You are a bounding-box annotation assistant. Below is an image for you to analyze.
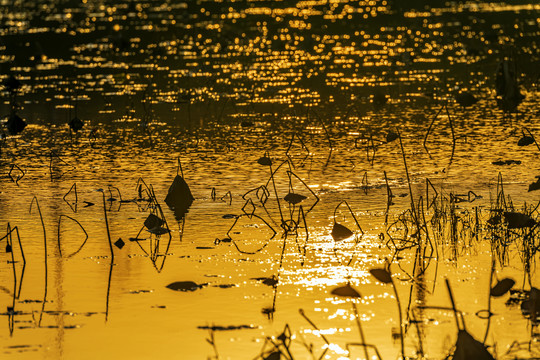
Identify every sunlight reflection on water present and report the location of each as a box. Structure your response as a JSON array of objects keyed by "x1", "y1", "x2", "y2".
[{"x1": 1, "y1": 0, "x2": 540, "y2": 359}]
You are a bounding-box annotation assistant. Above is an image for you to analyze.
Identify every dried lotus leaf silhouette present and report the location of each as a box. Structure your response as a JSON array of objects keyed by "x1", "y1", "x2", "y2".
[
  {"x1": 369, "y1": 268, "x2": 392, "y2": 284},
  {"x1": 69, "y1": 117, "x2": 84, "y2": 132},
  {"x1": 257, "y1": 152, "x2": 272, "y2": 166},
  {"x1": 166, "y1": 281, "x2": 204, "y2": 292},
  {"x1": 490, "y1": 278, "x2": 515, "y2": 297},
  {"x1": 164, "y1": 175, "x2": 194, "y2": 219},
  {"x1": 6, "y1": 113, "x2": 27, "y2": 135},
  {"x1": 284, "y1": 192, "x2": 307, "y2": 205},
  {"x1": 386, "y1": 131, "x2": 399, "y2": 143},
  {"x1": 452, "y1": 330, "x2": 495, "y2": 360},
  {"x1": 331, "y1": 223, "x2": 354, "y2": 242},
  {"x1": 518, "y1": 135, "x2": 534, "y2": 146},
  {"x1": 529, "y1": 177, "x2": 540, "y2": 192},
  {"x1": 331, "y1": 201, "x2": 363, "y2": 242},
  {"x1": 454, "y1": 91, "x2": 478, "y2": 107},
  {"x1": 330, "y1": 283, "x2": 361, "y2": 298}
]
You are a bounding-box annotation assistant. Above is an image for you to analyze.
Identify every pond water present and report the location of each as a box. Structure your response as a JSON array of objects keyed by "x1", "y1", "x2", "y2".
[{"x1": 0, "y1": 0, "x2": 539, "y2": 359}]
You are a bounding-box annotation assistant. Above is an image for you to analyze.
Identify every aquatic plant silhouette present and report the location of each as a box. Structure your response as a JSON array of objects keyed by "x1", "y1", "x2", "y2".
[
  {"x1": 226, "y1": 212, "x2": 277, "y2": 254},
  {"x1": 62, "y1": 183, "x2": 78, "y2": 212},
  {"x1": 29, "y1": 197, "x2": 48, "y2": 326},
  {"x1": 298, "y1": 309, "x2": 331, "y2": 360},
  {"x1": 423, "y1": 102, "x2": 456, "y2": 164},
  {"x1": 57, "y1": 215, "x2": 89, "y2": 258},
  {"x1": 49, "y1": 150, "x2": 76, "y2": 181},
  {"x1": 445, "y1": 279, "x2": 495, "y2": 360},
  {"x1": 4, "y1": 224, "x2": 20, "y2": 336},
  {"x1": 6, "y1": 113, "x2": 26, "y2": 135},
  {"x1": 0, "y1": 223, "x2": 26, "y2": 309},
  {"x1": 285, "y1": 133, "x2": 310, "y2": 168},
  {"x1": 206, "y1": 328, "x2": 220, "y2": 360},
  {"x1": 369, "y1": 262, "x2": 405, "y2": 360},
  {"x1": 166, "y1": 281, "x2": 204, "y2": 292},
  {"x1": 164, "y1": 158, "x2": 194, "y2": 219},
  {"x1": 68, "y1": 92, "x2": 83, "y2": 134},
  {"x1": 517, "y1": 128, "x2": 538, "y2": 150},
  {"x1": 329, "y1": 283, "x2": 378, "y2": 360},
  {"x1": 100, "y1": 191, "x2": 115, "y2": 322},
  {"x1": 495, "y1": 59, "x2": 525, "y2": 113},
  {"x1": 2, "y1": 75, "x2": 26, "y2": 136},
  {"x1": 132, "y1": 180, "x2": 173, "y2": 271},
  {"x1": 220, "y1": 191, "x2": 232, "y2": 205},
  {"x1": 256, "y1": 324, "x2": 296, "y2": 360},
  {"x1": 454, "y1": 91, "x2": 478, "y2": 107},
  {"x1": 8, "y1": 163, "x2": 24, "y2": 185},
  {"x1": 479, "y1": 260, "x2": 515, "y2": 344},
  {"x1": 331, "y1": 201, "x2": 363, "y2": 242}
]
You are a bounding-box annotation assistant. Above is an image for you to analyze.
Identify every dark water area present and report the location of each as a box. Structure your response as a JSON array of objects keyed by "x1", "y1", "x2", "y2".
[{"x1": 1, "y1": 1, "x2": 540, "y2": 359}]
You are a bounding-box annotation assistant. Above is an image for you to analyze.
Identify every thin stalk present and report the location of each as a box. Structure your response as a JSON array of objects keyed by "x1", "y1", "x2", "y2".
[
  {"x1": 30, "y1": 197, "x2": 47, "y2": 326},
  {"x1": 105, "y1": 259, "x2": 113, "y2": 322},
  {"x1": 102, "y1": 192, "x2": 114, "y2": 260},
  {"x1": 352, "y1": 302, "x2": 370, "y2": 360},
  {"x1": 390, "y1": 278, "x2": 406, "y2": 360},
  {"x1": 268, "y1": 162, "x2": 285, "y2": 225},
  {"x1": 8, "y1": 226, "x2": 16, "y2": 336},
  {"x1": 445, "y1": 278, "x2": 464, "y2": 331},
  {"x1": 398, "y1": 132, "x2": 417, "y2": 221},
  {"x1": 102, "y1": 191, "x2": 114, "y2": 321},
  {"x1": 483, "y1": 259, "x2": 495, "y2": 344},
  {"x1": 299, "y1": 309, "x2": 330, "y2": 360}
]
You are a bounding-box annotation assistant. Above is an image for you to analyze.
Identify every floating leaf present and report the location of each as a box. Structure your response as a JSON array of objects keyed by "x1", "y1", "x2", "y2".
[
  {"x1": 6, "y1": 113, "x2": 27, "y2": 135},
  {"x1": 144, "y1": 214, "x2": 163, "y2": 230},
  {"x1": 257, "y1": 156, "x2": 272, "y2": 166},
  {"x1": 529, "y1": 177, "x2": 540, "y2": 192},
  {"x1": 503, "y1": 212, "x2": 536, "y2": 229},
  {"x1": 284, "y1": 192, "x2": 307, "y2": 205},
  {"x1": 490, "y1": 278, "x2": 515, "y2": 297},
  {"x1": 252, "y1": 276, "x2": 278, "y2": 287},
  {"x1": 369, "y1": 268, "x2": 392, "y2": 284},
  {"x1": 331, "y1": 222, "x2": 354, "y2": 241},
  {"x1": 386, "y1": 131, "x2": 399, "y2": 143},
  {"x1": 197, "y1": 324, "x2": 256, "y2": 331},
  {"x1": 330, "y1": 283, "x2": 361, "y2": 298},
  {"x1": 68, "y1": 117, "x2": 84, "y2": 132},
  {"x1": 518, "y1": 136, "x2": 534, "y2": 146},
  {"x1": 166, "y1": 281, "x2": 203, "y2": 292},
  {"x1": 452, "y1": 330, "x2": 495, "y2": 360},
  {"x1": 455, "y1": 92, "x2": 478, "y2": 107},
  {"x1": 114, "y1": 238, "x2": 125, "y2": 249},
  {"x1": 164, "y1": 175, "x2": 194, "y2": 219}
]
